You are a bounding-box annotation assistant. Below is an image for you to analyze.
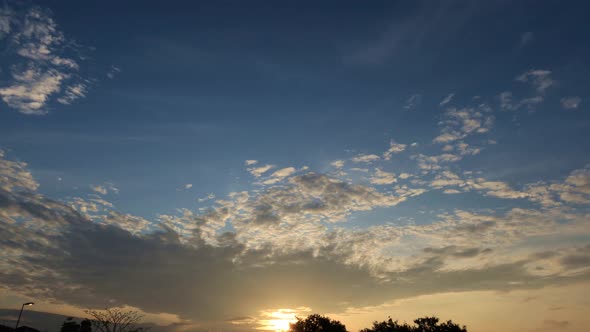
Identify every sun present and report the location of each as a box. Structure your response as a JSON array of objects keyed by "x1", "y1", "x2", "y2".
[
  {"x1": 258, "y1": 308, "x2": 311, "y2": 331},
  {"x1": 269, "y1": 319, "x2": 292, "y2": 332}
]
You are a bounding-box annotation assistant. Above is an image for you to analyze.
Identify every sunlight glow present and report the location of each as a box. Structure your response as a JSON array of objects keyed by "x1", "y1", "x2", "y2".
[{"x1": 257, "y1": 308, "x2": 312, "y2": 331}]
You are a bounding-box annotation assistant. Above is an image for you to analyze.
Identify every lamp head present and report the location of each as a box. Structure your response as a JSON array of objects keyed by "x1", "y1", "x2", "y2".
[{"x1": 24, "y1": 302, "x2": 34, "y2": 306}]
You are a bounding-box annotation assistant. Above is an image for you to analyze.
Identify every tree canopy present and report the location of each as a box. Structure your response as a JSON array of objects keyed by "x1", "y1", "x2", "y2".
[
  {"x1": 289, "y1": 315, "x2": 467, "y2": 332},
  {"x1": 289, "y1": 314, "x2": 348, "y2": 332},
  {"x1": 84, "y1": 309, "x2": 145, "y2": 332},
  {"x1": 361, "y1": 316, "x2": 467, "y2": 332}
]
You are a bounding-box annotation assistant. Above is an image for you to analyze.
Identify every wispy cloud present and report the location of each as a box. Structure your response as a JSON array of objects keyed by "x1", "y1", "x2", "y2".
[
  {"x1": 561, "y1": 96, "x2": 582, "y2": 110},
  {"x1": 352, "y1": 154, "x2": 381, "y2": 163},
  {"x1": 383, "y1": 140, "x2": 407, "y2": 160},
  {"x1": 439, "y1": 93, "x2": 454, "y2": 106},
  {"x1": 0, "y1": 5, "x2": 94, "y2": 114},
  {"x1": 248, "y1": 164, "x2": 275, "y2": 177},
  {"x1": 433, "y1": 106, "x2": 494, "y2": 144},
  {"x1": 91, "y1": 182, "x2": 119, "y2": 195},
  {"x1": 404, "y1": 93, "x2": 422, "y2": 111},
  {"x1": 516, "y1": 69, "x2": 554, "y2": 93}
]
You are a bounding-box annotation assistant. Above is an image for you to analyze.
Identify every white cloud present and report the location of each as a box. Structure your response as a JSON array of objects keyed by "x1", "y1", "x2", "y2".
[
  {"x1": 184, "y1": 184, "x2": 193, "y2": 190},
  {"x1": 261, "y1": 167, "x2": 297, "y2": 185},
  {"x1": 0, "y1": 149, "x2": 39, "y2": 192},
  {"x1": 0, "y1": 5, "x2": 94, "y2": 114},
  {"x1": 516, "y1": 69, "x2": 554, "y2": 93},
  {"x1": 433, "y1": 132, "x2": 462, "y2": 144},
  {"x1": 433, "y1": 106, "x2": 494, "y2": 144},
  {"x1": 91, "y1": 185, "x2": 108, "y2": 195},
  {"x1": 245, "y1": 160, "x2": 258, "y2": 166},
  {"x1": 271, "y1": 167, "x2": 296, "y2": 178},
  {"x1": 439, "y1": 93, "x2": 454, "y2": 106},
  {"x1": 383, "y1": 140, "x2": 407, "y2": 160},
  {"x1": 560, "y1": 96, "x2": 581, "y2": 110},
  {"x1": 352, "y1": 154, "x2": 380, "y2": 163},
  {"x1": 399, "y1": 173, "x2": 412, "y2": 179},
  {"x1": 57, "y1": 83, "x2": 87, "y2": 105},
  {"x1": 198, "y1": 193, "x2": 216, "y2": 203},
  {"x1": 330, "y1": 160, "x2": 345, "y2": 168},
  {"x1": 248, "y1": 164, "x2": 275, "y2": 177},
  {"x1": 0, "y1": 67, "x2": 66, "y2": 114},
  {"x1": 369, "y1": 169, "x2": 397, "y2": 185},
  {"x1": 91, "y1": 182, "x2": 119, "y2": 196},
  {"x1": 413, "y1": 153, "x2": 463, "y2": 171}
]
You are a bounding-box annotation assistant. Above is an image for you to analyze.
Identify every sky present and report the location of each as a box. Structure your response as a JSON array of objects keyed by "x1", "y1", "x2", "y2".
[{"x1": 0, "y1": 1, "x2": 589, "y2": 332}]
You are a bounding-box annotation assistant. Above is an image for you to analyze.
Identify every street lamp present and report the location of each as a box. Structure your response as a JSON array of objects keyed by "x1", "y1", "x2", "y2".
[{"x1": 15, "y1": 302, "x2": 34, "y2": 329}]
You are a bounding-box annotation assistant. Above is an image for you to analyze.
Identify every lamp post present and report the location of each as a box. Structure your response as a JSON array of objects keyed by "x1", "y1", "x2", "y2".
[{"x1": 15, "y1": 302, "x2": 34, "y2": 329}]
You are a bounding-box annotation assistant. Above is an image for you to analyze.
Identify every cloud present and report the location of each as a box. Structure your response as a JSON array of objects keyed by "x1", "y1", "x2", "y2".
[
  {"x1": 0, "y1": 5, "x2": 93, "y2": 114},
  {"x1": 499, "y1": 91, "x2": 545, "y2": 112},
  {"x1": 198, "y1": 193, "x2": 216, "y2": 203},
  {"x1": 270, "y1": 167, "x2": 297, "y2": 178},
  {"x1": 433, "y1": 106, "x2": 494, "y2": 144},
  {"x1": 1, "y1": 149, "x2": 590, "y2": 330},
  {"x1": 261, "y1": 167, "x2": 297, "y2": 185},
  {"x1": 245, "y1": 160, "x2": 258, "y2": 166},
  {"x1": 106, "y1": 65, "x2": 121, "y2": 79},
  {"x1": 248, "y1": 164, "x2": 275, "y2": 177},
  {"x1": 0, "y1": 149, "x2": 39, "y2": 192},
  {"x1": 561, "y1": 96, "x2": 582, "y2": 110},
  {"x1": 0, "y1": 67, "x2": 67, "y2": 115},
  {"x1": 404, "y1": 94, "x2": 422, "y2": 111},
  {"x1": 352, "y1": 154, "x2": 381, "y2": 163},
  {"x1": 330, "y1": 160, "x2": 345, "y2": 169},
  {"x1": 91, "y1": 182, "x2": 119, "y2": 196},
  {"x1": 383, "y1": 140, "x2": 407, "y2": 160},
  {"x1": 184, "y1": 184, "x2": 193, "y2": 190},
  {"x1": 516, "y1": 69, "x2": 554, "y2": 93},
  {"x1": 369, "y1": 169, "x2": 397, "y2": 185},
  {"x1": 439, "y1": 93, "x2": 454, "y2": 106},
  {"x1": 413, "y1": 153, "x2": 462, "y2": 171},
  {"x1": 57, "y1": 83, "x2": 87, "y2": 105}
]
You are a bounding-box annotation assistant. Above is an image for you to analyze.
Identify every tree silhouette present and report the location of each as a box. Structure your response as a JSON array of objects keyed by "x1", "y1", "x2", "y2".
[
  {"x1": 60, "y1": 318, "x2": 80, "y2": 332},
  {"x1": 360, "y1": 317, "x2": 413, "y2": 332},
  {"x1": 79, "y1": 319, "x2": 92, "y2": 332},
  {"x1": 84, "y1": 309, "x2": 145, "y2": 332},
  {"x1": 289, "y1": 314, "x2": 347, "y2": 332},
  {"x1": 361, "y1": 316, "x2": 466, "y2": 332}
]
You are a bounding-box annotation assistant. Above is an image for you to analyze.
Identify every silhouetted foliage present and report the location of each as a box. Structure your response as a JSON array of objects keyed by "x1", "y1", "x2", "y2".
[
  {"x1": 84, "y1": 309, "x2": 145, "y2": 332},
  {"x1": 60, "y1": 318, "x2": 80, "y2": 332},
  {"x1": 360, "y1": 318, "x2": 413, "y2": 332},
  {"x1": 361, "y1": 316, "x2": 466, "y2": 332},
  {"x1": 289, "y1": 314, "x2": 347, "y2": 332},
  {"x1": 79, "y1": 320, "x2": 92, "y2": 332}
]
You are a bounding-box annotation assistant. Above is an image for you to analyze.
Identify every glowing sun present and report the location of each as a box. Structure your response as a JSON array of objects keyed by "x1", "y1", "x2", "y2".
[
  {"x1": 269, "y1": 319, "x2": 292, "y2": 331},
  {"x1": 258, "y1": 308, "x2": 310, "y2": 331}
]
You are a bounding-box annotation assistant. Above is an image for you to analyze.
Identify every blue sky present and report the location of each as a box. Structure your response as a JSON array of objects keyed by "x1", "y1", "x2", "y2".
[{"x1": 1, "y1": 1, "x2": 590, "y2": 332}]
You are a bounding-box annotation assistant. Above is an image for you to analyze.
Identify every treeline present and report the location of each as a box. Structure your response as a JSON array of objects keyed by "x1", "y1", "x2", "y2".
[
  {"x1": 56, "y1": 310, "x2": 466, "y2": 332},
  {"x1": 291, "y1": 314, "x2": 467, "y2": 332}
]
